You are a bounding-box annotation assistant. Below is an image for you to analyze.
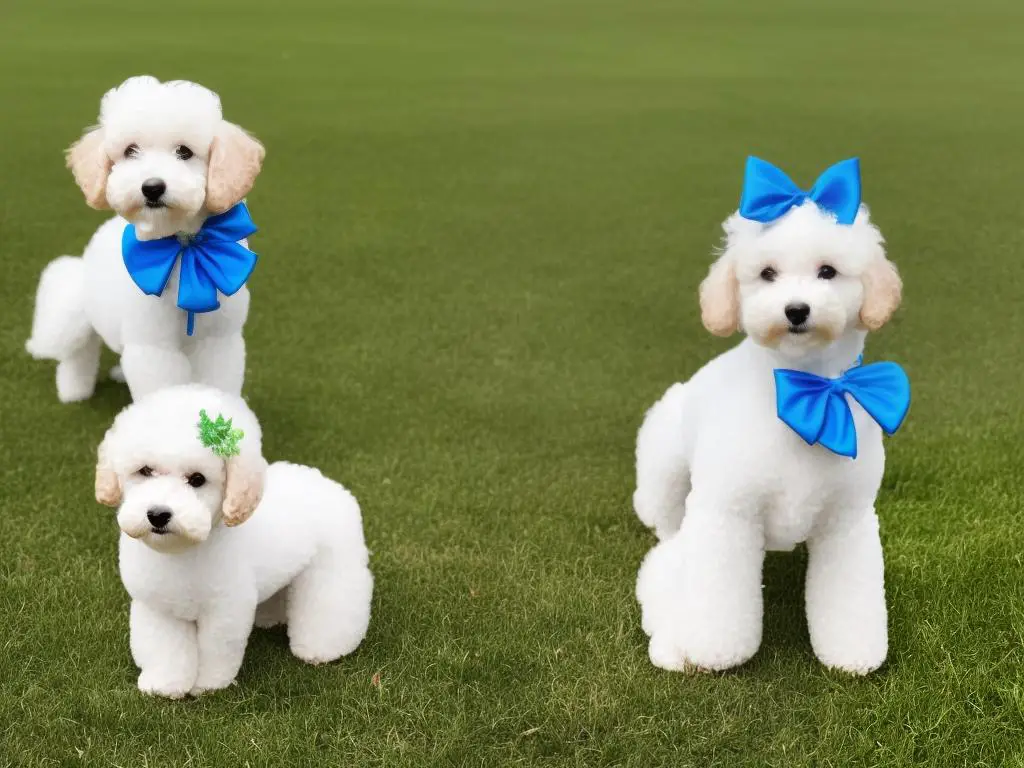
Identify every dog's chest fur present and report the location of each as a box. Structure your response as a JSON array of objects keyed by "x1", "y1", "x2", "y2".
[
  {"x1": 687, "y1": 340, "x2": 886, "y2": 552},
  {"x1": 119, "y1": 535, "x2": 214, "y2": 620}
]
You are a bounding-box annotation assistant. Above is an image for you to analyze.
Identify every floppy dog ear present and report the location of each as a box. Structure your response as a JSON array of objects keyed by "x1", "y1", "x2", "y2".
[
  {"x1": 221, "y1": 449, "x2": 267, "y2": 527},
  {"x1": 205, "y1": 121, "x2": 265, "y2": 214},
  {"x1": 859, "y1": 257, "x2": 902, "y2": 331},
  {"x1": 66, "y1": 127, "x2": 112, "y2": 210},
  {"x1": 95, "y1": 431, "x2": 121, "y2": 507},
  {"x1": 699, "y1": 257, "x2": 740, "y2": 336}
]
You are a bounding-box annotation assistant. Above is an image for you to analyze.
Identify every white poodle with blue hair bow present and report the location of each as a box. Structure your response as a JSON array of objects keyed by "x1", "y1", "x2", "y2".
[{"x1": 634, "y1": 157, "x2": 909, "y2": 675}]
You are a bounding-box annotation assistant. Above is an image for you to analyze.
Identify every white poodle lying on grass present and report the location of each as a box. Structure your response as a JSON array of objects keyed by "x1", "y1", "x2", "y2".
[
  {"x1": 635, "y1": 158, "x2": 909, "y2": 675},
  {"x1": 96, "y1": 385, "x2": 372, "y2": 698},
  {"x1": 26, "y1": 75, "x2": 265, "y2": 403}
]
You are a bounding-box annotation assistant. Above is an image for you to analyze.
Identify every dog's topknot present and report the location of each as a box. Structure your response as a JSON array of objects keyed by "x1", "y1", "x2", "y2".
[{"x1": 99, "y1": 76, "x2": 222, "y2": 128}]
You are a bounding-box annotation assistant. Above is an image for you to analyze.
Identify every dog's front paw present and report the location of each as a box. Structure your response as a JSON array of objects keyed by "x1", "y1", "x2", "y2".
[
  {"x1": 809, "y1": 606, "x2": 887, "y2": 676},
  {"x1": 813, "y1": 634, "x2": 887, "y2": 676},
  {"x1": 648, "y1": 633, "x2": 705, "y2": 673},
  {"x1": 647, "y1": 626, "x2": 759, "y2": 673},
  {"x1": 190, "y1": 673, "x2": 237, "y2": 697},
  {"x1": 138, "y1": 669, "x2": 195, "y2": 699}
]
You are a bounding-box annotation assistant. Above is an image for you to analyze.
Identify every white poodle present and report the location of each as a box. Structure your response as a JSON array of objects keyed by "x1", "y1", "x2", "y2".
[
  {"x1": 634, "y1": 160, "x2": 908, "y2": 675},
  {"x1": 26, "y1": 76, "x2": 265, "y2": 403},
  {"x1": 96, "y1": 384, "x2": 373, "y2": 698}
]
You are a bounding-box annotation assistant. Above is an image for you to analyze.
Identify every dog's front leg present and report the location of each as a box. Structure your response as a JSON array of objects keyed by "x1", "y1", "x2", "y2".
[
  {"x1": 637, "y1": 502, "x2": 764, "y2": 672},
  {"x1": 191, "y1": 596, "x2": 257, "y2": 696},
  {"x1": 188, "y1": 333, "x2": 245, "y2": 396},
  {"x1": 120, "y1": 343, "x2": 192, "y2": 399},
  {"x1": 805, "y1": 509, "x2": 887, "y2": 675},
  {"x1": 130, "y1": 600, "x2": 198, "y2": 699}
]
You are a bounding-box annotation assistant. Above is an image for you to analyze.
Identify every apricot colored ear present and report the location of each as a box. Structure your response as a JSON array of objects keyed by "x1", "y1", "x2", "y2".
[
  {"x1": 206, "y1": 121, "x2": 265, "y2": 213},
  {"x1": 860, "y1": 258, "x2": 902, "y2": 330},
  {"x1": 221, "y1": 451, "x2": 266, "y2": 526},
  {"x1": 67, "y1": 127, "x2": 112, "y2": 210},
  {"x1": 95, "y1": 433, "x2": 121, "y2": 507},
  {"x1": 699, "y1": 258, "x2": 739, "y2": 336}
]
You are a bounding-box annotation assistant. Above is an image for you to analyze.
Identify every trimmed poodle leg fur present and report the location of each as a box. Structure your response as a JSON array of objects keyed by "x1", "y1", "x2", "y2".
[
  {"x1": 191, "y1": 598, "x2": 257, "y2": 695},
  {"x1": 634, "y1": 383, "x2": 691, "y2": 540},
  {"x1": 637, "y1": 503, "x2": 764, "y2": 672},
  {"x1": 55, "y1": 333, "x2": 102, "y2": 403},
  {"x1": 190, "y1": 333, "x2": 245, "y2": 396},
  {"x1": 805, "y1": 511, "x2": 887, "y2": 675},
  {"x1": 120, "y1": 343, "x2": 192, "y2": 400},
  {"x1": 287, "y1": 552, "x2": 373, "y2": 665},
  {"x1": 130, "y1": 600, "x2": 198, "y2": 699}
]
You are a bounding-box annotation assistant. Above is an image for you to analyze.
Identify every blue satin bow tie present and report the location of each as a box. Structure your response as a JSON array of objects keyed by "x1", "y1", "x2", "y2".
[
  {"x1": 774, "y1": 357, "x2": 910, "y2": 459},
  {"x1": 122, "y1": 202, "x2": 258, "y2": 336},
  {"x1": 739, "y1": 156, "x2": 861, "y2": 226}
]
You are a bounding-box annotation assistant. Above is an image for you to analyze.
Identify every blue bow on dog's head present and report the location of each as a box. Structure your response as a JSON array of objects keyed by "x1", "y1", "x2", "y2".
[
  {"x1": 739, "y1": 156, "x2": 861, "y2": 226},
  {"x1": 122, "y1": 202, "x2": 258, "y2": 336}
]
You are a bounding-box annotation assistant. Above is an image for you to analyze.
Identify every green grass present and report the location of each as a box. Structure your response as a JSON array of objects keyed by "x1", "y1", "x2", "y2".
[{"x1": 2, "y1": 0, "x2": 1024, "y2": 764}]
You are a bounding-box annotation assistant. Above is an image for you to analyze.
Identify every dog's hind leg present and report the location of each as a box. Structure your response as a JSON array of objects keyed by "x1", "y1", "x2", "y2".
[
  {"x1": 634, "y1": 382, "x2": 692, "y2": 540},
  {"x1": 55, "y1": 334, "x2": 103, "y2": 403},
  {"x1": 287, "y1": 548, "x2": 373, "y2": 665},
  {"x1": 25, "y1": 255, "x2": 103, "y2": 403}
]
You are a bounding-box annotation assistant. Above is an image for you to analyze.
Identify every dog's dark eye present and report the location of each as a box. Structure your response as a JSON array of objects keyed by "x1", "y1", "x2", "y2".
[
  {"x1": 186, "y1": 473, "x2": 206, "y2": 488},
  {"x1": 124, "y1": 144, "x2": 140, "y2": 159},
  {"x1": 760, "y1": 266, "x2": 778, "y2": 282},
  {"x1": 817, "y1": 265, "x2": 838, "y2": 280},
  {"x1": 138, "y1": 466, "x2": 154, "y2": 477},
  {"x1": 175, "y1": 145, "x2": 194, "y2": 161}
]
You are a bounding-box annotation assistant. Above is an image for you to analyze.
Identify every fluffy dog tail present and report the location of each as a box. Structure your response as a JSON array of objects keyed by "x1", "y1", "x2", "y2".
[{"x1": 25, "y1": 256, "x2": 93, "y2": 361}]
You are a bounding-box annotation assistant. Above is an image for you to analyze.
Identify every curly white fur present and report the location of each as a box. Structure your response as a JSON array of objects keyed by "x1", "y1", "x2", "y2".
[
  {"x1": 99, "y1": 385, "x2": 372, "y2": 699},
  {"x1": 25, "y1": 76, "x2": 265, "y2": 403},
  {"x1": 634, "y1": 201, "x2": 902, "y2": 675}
]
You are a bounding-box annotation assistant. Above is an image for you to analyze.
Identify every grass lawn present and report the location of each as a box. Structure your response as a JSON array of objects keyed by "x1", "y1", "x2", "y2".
[{"x1": 3, "y1": 0, "x2": 1024, "y2": 764}]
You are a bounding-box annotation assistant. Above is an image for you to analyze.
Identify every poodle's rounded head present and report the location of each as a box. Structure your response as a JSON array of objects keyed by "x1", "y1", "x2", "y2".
[
  {"x1": 96, "y1": 384, "x2": 267, "y2": 553},
  {"x1": 699, "y1": 202, "x2": 902, "y2": 360},
  {"x1": 66, "y1": 76, "x2": 265, "y2": 239}
]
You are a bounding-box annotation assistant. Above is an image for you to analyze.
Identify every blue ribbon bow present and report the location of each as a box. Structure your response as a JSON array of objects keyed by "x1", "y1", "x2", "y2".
[
  {"x1": 122, "y1": 202, "x2": 258, "y2": 336},
  {"x1": 774, "y1": 357, "x2": 910, "y2": 458},
  {"x1": 739, "y1": 156, "x2": 861, "y2": 226}
]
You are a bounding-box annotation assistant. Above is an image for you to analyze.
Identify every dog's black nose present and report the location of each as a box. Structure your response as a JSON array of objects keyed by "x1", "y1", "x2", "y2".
[
  {"x1": 141, "y1": 178, "x2": 166, "y2": 202},
  {"x1": 785, "y1": 303, "x2": 811, "y2": 326},
  {"x1": 147, "y1": 507, "x2": 172, "y2": 529}
]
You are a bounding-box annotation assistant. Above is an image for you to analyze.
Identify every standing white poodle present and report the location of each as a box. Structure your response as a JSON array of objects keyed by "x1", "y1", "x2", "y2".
[
  {"x1": 26, "y1": 76, "x2": 265, "y2": 403},
  {"x1": 634, "y1": 158, "x2": 910, "y2": 675},
  {"x1": 97, "y1": 384, "x2": 373, "y2": 698}
]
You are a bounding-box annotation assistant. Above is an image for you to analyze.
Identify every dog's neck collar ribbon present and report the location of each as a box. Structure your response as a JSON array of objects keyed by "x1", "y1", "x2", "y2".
[
  {"x1": 774, "y1": 356, "x2": 910, "y2": 459},
  {"x1": 122, "y1": 202, "x2": 258, "y2": 336},
  {"x1": 739, "y1": 156, "x2": 861, "y2": 226}
]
